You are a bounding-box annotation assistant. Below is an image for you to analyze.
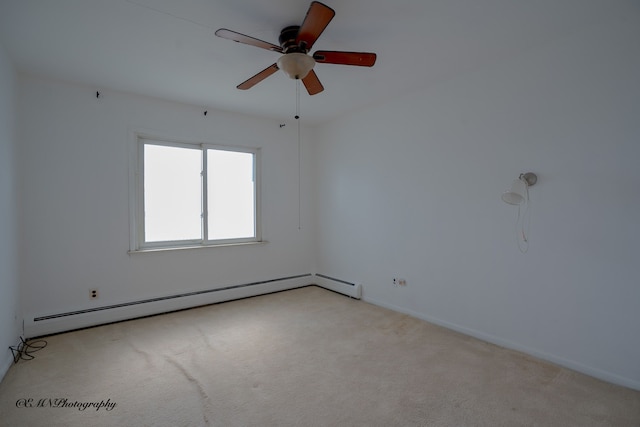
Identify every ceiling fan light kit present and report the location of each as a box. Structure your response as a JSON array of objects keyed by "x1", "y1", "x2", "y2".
[
  {"x1": 277, "y1": 53, "x2": 316, "y2": 80},
  {"x1": 215, "y1": 1, "x2": 377, "y2": 95}
]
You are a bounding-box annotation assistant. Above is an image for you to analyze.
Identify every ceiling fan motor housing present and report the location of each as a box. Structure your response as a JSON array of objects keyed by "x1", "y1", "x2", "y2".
[
  {"x1": 279, "y1": 26, "x2": 305, "y2": 53},
  {"x1": 277, "y1": 26, "x2": 315, "y2": 80}
]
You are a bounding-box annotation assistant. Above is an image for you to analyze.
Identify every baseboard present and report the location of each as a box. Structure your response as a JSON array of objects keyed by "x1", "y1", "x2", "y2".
[
  {"x1": 24, "y1": 274, "x2": 313, "y2": 338},
  {"x1": 313, "y1": 274, "x2": 362, "y2": 299},
  {"x1": 363, "y1": 296, "x2": 640, "y2": 392},
  {"x1": 0, "y1": 349, "x2": 14, "y2": 384}
]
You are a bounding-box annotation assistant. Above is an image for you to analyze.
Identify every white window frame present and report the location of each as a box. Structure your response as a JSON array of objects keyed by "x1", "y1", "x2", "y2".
[{"x1": 129, "y1": 134, "x2": 261, "y2": 252}]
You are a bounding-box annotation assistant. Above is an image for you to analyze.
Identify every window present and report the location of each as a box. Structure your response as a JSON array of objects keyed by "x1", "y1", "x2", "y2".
[{"x1": 131, "y1": 136, "x2": 260, "y2": 251}]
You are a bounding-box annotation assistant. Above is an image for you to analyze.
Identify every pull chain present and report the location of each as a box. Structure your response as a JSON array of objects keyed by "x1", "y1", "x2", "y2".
[
  {"x1": 296, "y1": 80, "x2": 301, "y2": 230},
  {"x1": 295, "y1": 79, "x2": 300, "y2": 120}
]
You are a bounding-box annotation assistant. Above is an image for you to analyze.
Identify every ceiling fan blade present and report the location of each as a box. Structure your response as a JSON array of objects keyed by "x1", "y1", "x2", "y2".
[
  {"x1": 295, "y1": 2, "x2": 335, "y2": 51},
  {"x1": 302, "y1": 69, "x2": 324, "y2": 95},
  {"x1": 313, "y1": 51, "x2": 377, "y2": 67},
  {"x1": 237, "y1": 64, "x2": 280, "y2": 90},
  {"x1": 215, "y1": 29, "x2": 283, "y2": 53}
]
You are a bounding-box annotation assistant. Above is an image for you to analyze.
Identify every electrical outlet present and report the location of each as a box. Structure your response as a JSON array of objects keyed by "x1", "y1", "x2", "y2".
[
  {"x1": 90, "y1": 289, "x2": 99, "y2": 299},
  {"x1": 392, "y1": 278, "x2": 407, "y2": 287}
]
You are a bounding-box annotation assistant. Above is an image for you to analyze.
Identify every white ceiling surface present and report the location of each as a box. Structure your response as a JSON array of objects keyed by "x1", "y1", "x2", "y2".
[{"x1": 0, "y1": 0, "x2": 636, "y2": 125}]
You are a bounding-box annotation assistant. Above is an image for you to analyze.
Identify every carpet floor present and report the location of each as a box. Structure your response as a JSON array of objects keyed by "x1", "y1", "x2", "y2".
[{"x1": 0, "y1": 286, "x2": 638, "y2": 426}]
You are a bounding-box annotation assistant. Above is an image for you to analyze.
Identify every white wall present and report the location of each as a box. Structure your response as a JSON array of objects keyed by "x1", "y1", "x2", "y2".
[
  {"x1": 311, "y1": 12, "x2": 640, "y2": 389},
  {"x1": 17, "y1": 75, "x2": 315, "y2": 333},
  {"x1": 0, "y1": 42, "x2": 20, "y2": 379}
]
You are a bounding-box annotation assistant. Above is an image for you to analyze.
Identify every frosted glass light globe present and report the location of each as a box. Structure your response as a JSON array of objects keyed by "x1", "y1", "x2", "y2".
[{"x1": 277, "y1": 53, "x2": 316, "y2": 80}]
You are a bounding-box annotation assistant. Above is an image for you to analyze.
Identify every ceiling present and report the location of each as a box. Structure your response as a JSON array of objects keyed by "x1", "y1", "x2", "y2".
[{"x1": 0, "y1": 0, "x2": 634, "y2": 125}]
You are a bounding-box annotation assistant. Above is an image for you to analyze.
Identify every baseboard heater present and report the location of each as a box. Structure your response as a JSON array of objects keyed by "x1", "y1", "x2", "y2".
[
  {"x1": 314, "y1": 274, "x2": 362, "y2": 299},
  {"x1": 26, "y1": 274, "x2": 313, "y2": 338}
]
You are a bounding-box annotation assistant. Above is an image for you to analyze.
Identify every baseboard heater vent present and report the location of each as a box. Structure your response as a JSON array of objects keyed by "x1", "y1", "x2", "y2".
[
  {"x1": 314, "y1": 274, "x2": 362, "y2": 299},
  {"x1": 34, "y1": 274, "x2": 312, "y2": 322},
  {"x1": 26, "y1": 274, "x2": 313, "y2": 337}
]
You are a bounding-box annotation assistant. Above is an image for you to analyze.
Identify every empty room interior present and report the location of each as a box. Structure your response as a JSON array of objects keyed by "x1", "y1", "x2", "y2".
[{"x1": 0, "y1": 0, "x2": 639, "y2": 425}]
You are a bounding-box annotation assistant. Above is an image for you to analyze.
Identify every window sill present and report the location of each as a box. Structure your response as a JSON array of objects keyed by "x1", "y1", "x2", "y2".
[{"x1": 128, "y1": 240, "x2": 267, "y2": 255}]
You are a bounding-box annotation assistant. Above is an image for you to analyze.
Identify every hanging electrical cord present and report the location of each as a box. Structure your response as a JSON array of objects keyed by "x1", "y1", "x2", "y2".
[
  {"x1": 515, "y1": 184, "x2": 532, "y2": 253},
  {"x1": 9, "y1": 337, "x2": 48, "y2": 363}
]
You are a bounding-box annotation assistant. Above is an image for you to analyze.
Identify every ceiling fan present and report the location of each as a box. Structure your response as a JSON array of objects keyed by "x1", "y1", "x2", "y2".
[{"x1": 215, "y1": 1, "x2": 377, "y2": 95}]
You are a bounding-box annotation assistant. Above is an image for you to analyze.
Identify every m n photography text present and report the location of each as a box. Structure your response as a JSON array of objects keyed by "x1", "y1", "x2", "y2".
[{"x1": 16, "y1": 398, "x2": 116, "y2": 411}]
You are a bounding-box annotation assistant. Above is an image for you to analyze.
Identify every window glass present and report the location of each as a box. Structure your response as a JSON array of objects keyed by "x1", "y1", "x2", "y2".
[
  {"x1": 144, "y1": 144, "x2": 202, "y2": 242},
  {"x1": 207, "y1": 149, "x2": 255, "y2": 240}
]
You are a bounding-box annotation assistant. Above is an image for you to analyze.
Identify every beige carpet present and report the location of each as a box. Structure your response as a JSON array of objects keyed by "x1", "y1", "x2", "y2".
[{"x1": 0, "y1": 286, "x2": 638, "y2": 426}]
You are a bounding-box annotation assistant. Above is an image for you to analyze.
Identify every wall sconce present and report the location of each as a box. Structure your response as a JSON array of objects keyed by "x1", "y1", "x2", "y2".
[
  {"x1": 502, "y1": 172, "x2": 537, "y2": 205},
  {"x1": 502, "y1": 172, "x2": 537, "y2": 252}
]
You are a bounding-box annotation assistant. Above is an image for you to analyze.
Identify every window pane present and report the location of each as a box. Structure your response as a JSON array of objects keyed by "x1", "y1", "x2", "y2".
[
  {"x1": 144, "y1": 144, "x2": 202, "y2": 242},
  {"x1": 207, "y1": 149, "x2": 255, "y2": 240}
]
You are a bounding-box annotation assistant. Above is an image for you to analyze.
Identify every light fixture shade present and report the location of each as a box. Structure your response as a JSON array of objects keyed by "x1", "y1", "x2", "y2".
[
  {"x1": 277, "y1": 53, "x2": 316, "y2": 80},
  {"x1": 501, "y1": 178, "x2": 527, "y2": 205}
]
